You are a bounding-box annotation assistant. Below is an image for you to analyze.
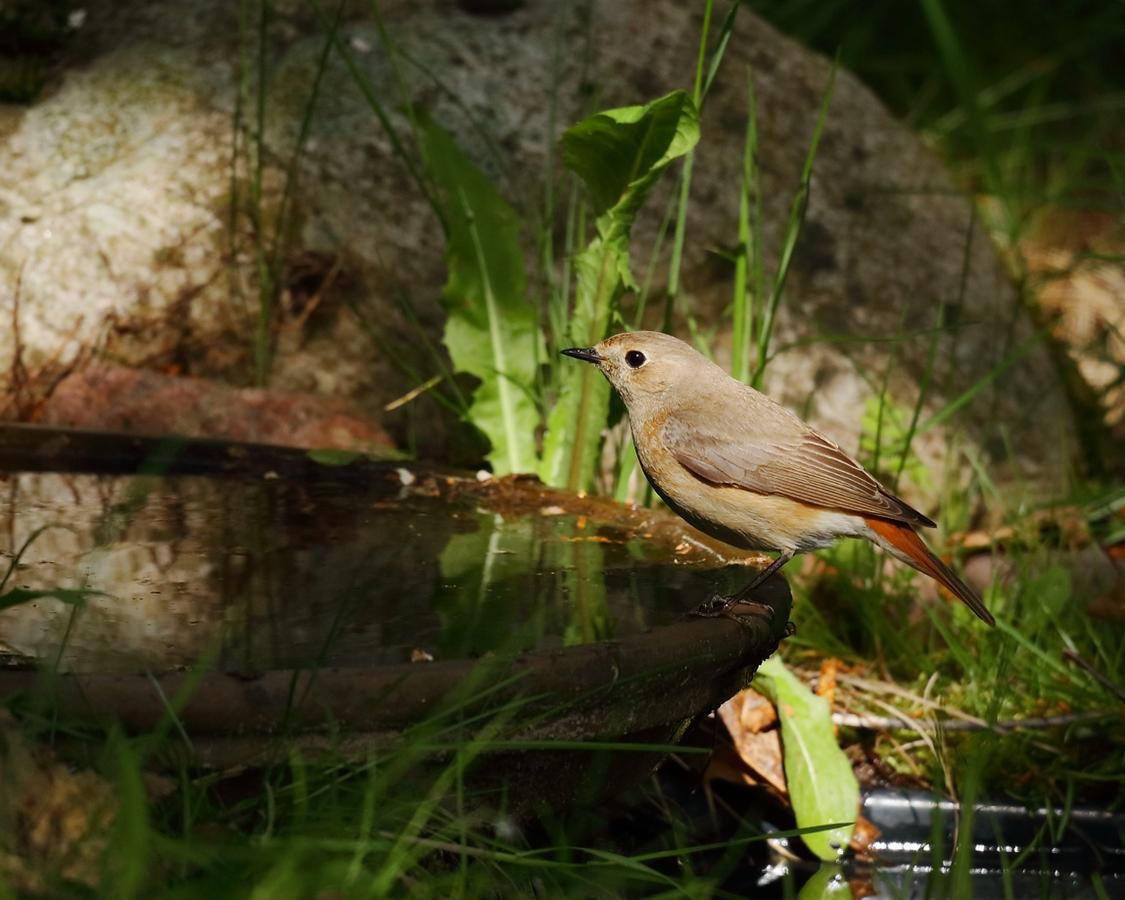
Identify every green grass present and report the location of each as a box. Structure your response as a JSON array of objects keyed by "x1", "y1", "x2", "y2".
[
  {"x1": 3, "y1": 663, "x2": 850, "y2": 897},
  {"x1": 786, "y1": 463, "x2": 1124, "y2": 812},
  {"x1": 745, "y1": 0, "x2": 1124, "y2": 218},
  {"x1": 228, "y1": 0, "x2": 341, "y2": 386},
  {"x1": 715, "y1": 0, "x2": 1125, "y2": 819}
]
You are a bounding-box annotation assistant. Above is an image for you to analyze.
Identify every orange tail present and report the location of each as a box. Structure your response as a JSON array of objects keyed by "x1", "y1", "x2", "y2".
[{"x1": 863, "y1": 516, "x2": 995, "y2": 626}]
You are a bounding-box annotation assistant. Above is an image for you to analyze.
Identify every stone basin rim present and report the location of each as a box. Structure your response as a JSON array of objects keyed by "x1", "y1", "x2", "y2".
[{"x1": 0, "y1": 598, "x2": 790, "y2": 742}]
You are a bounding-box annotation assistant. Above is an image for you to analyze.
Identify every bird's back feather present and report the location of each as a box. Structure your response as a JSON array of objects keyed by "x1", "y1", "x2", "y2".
[{"x1": 661, "y1": 386, "x2": 935, "y2": 528}]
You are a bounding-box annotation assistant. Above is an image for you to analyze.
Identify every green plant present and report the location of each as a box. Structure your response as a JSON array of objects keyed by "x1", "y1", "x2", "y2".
[
  {"x1": 539, "y1": 91, "x2": 701, "y2": 491},
  {"x1": 418, "y1": 115, "x2": 544, "y2": 476},
  {"x1": 738, "y1": 62, "x2": 836, "y2": 391},
  {"x1": 745, "y1": 0, "x2": 1124, "y2": 222},
  {"x1": 229, "y1": 0, "x2": 340, "y2": 385},
  {"x1": 754, "y1": 654, "x2": 859, "y2": 861},
  {"x1": 5, "y1": 652, "x2": 864, "y2": 896},
  {"x1": 402, "y1": 89, "x2": 701, "y2": 487},
  {"x1": 0, "y1": 525, "x2": 104, "y2": 613}
]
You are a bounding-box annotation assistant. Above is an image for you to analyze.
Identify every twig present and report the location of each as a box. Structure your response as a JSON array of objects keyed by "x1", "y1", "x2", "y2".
[
  {"x1": 384, "y1": 374, "x2": 444, "y2": 412},
  {"x1": 836, "y1": 672, "x2": 990, "y2": 729},
  {"x1": 289, "y1": 255, "x2": 343, "y2": 335},
  {"x1": 2, "y1": 263, "x2": 29, "y2": 419},
  {"x1": 832, "y1": 710, "x2": 1112, "y2": 733}
]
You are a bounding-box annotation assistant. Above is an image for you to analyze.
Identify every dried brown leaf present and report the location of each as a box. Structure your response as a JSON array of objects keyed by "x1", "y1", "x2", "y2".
[{"x1": 718, "y1": 694, "x2": 787, "y2": 795}]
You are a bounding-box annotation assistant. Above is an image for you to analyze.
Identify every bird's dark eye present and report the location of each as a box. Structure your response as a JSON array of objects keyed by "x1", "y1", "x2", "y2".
[{"x1": 625, "y1": 350, "x2": 647, "y2": 368}]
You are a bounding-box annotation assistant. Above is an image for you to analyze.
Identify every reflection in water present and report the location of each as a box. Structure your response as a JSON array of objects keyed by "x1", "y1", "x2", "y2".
[{"x1": 0, "y1": 470, "x2": 751, "y2": 674}]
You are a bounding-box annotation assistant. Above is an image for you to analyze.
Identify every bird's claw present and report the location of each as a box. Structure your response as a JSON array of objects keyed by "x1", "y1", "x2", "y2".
[
  {"x1": 692, "y1": 594, "x2": 777, "y2": 627},
  {"x1": 691, "y1": 593, "x2": 735, "y2": 618}
]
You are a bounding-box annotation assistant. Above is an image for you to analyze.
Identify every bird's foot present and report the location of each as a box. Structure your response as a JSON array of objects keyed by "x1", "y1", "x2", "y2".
[
  {"x1": 691, "y1": 593, "x2": 735, "y2": 618},
  {"x1": 692, "y1": 593, "x2": 776, "y2": 627}
]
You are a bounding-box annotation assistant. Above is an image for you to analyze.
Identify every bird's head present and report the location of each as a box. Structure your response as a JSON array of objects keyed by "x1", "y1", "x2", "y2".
[{"x1": 561, "y1": 331, "x2": 720, "y2": 411}]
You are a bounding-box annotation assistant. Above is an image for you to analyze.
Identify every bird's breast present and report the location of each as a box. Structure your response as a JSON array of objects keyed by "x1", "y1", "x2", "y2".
[{"x1": 632, "y1": 416, "x2": 865, "y2": 553}]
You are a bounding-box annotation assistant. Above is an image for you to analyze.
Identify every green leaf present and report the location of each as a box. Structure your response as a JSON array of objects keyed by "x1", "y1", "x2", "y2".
[
  {"x1": 0, "y1": 587, "x2": 103, "y2": 612},
  {"x1": 541, "y1": 92, "x2": 700, "y2": 491},
  {"x1": 541, "y1": 518, "x2": 611, "y2": 647},
  {"x1": 562, "y1": 91, "x2": 701, "y2": 223},
  {"x1": 754, "y1": 655, "x2": 858, "y2": 861},
  {"x1": 539, "y1": 234, "x2": 617, "y2": 491},
  {"x1": 797, "y1": 862, "x2": 853, "y2": 899},
  {"x1": 419, "y1": 115, "x2": 543, "y2": 476},
  {"x1": 306, "y1": 448, "x2": 362, "y2": 466},
  {"x1": 103, "y1": 729, "x2": 151, "y2": 897},
  {"x1": 306, "y1": 447, "x2": 409, "y2": 466}
]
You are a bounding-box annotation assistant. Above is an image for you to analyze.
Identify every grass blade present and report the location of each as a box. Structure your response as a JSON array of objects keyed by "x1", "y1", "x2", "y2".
[{"x1": 752, "y1": 59, "x2": 837, "y2": 389}]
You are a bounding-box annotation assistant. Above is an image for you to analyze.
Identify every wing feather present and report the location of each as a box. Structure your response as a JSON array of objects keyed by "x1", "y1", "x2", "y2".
[{"x1": 661, "y1": 399, "x2": 935, "y2": 528}]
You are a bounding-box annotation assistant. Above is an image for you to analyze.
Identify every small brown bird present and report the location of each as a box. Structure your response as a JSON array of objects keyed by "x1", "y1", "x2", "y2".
[{"x1": 562, "y1": 331, "x2": 994, "y2": 625}]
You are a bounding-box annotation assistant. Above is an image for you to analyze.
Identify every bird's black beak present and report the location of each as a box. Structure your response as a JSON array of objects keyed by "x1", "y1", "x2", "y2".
[{"x1": 561, "y1": 346, "x2": 602, "y2": 364}]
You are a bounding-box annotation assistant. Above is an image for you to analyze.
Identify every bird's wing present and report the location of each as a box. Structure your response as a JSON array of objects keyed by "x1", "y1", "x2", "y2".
[{"x1": 661, "y1": 400, "x2": 935, "y2": 528}]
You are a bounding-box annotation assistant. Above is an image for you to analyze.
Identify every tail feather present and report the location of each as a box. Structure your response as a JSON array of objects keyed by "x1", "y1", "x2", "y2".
[{"x1": 863, "y1": 516, "x2": 995, "y2": 626}]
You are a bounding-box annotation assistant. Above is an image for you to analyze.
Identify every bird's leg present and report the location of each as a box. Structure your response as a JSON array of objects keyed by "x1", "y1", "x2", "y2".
[{"x1": 692, "y1": 550, "x2": 795, "y2": 621}]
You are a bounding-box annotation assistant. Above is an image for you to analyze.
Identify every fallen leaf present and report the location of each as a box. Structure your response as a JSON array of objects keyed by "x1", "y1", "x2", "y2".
[
  {"x1": 816, "y1": 658, "x2": 840, "y2": 709},
  {"x1": 717, "y1": 692, "x2": 788, "y2": 795},
  {"x1": 848, "y1": 813, "x2": 881, "y2": 857},
  {"x1": 0, "y1": 725, "x2": 116, "y2": 890},
  {"x1": 703, "y1": 743, "x2": 759, "y2": 788},
  {"x1": 1089, "y1": 578, "x2": 1125, "y2": 622},
  {"x1": 726, "y1": 687, "x2": 777, "y2": 734}
]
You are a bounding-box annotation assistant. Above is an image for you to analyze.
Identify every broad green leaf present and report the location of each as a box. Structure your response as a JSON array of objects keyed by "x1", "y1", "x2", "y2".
[
  {"x1": 562, "y1": 91, "x2": 701, "y2": 222},
  {"x1": 0, "y1": 587, "x2": 103, "y2": 612},
  {"x1": 754, "y1": 654, "x2": 858, "y2": 860},
  {"x1": 419, "y1": 116, "x2": 543, "y2": 476},
  {"x1": 306, "y1": 448, "x2": 361, "y2": 466},
  {"x1": 797, "y1": 862, "x2": 852, "y2": 899},
  {"x1": 541, "y1": 92, "x2": 700, "y2": 491},
  {"x1": 306, "y1": 447, "x2": 409, "y2": 465},
  {"x1": 539, "y1": 234, "x2": 618, "y2": 490}
]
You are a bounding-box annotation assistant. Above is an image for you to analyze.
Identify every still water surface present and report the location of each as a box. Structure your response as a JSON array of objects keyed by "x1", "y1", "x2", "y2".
[{"x1": 0, "y1": 467, "x2": 751, "y2": 673}]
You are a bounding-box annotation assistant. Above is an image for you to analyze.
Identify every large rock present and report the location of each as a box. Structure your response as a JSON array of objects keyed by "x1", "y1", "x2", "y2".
[
  {"x1": 37, "y1": 364, "x2": 395, "y2": 450},
  {"x1": 0, "y1": 0, "x2": 1078, "y2": 500}
]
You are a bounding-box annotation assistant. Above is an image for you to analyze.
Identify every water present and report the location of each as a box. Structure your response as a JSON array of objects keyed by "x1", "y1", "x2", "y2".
[{"x1": 0, "y1": 460, "x2": 758, "y2": 674}]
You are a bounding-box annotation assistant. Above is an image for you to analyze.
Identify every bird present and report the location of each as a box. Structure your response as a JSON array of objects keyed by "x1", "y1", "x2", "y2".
[{"x1": 561, "y1": 331, "x2": 994, "y2": 626}]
